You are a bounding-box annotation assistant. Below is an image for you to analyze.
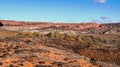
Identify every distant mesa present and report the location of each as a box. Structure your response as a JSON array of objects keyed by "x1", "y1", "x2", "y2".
[{"x1": 0, "y1": 20, "x2": 120, "y2": 34}]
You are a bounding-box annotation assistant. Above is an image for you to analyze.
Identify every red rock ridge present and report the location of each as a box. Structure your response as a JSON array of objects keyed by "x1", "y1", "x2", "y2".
[{"x1": 0, "y1": 20, "x2": 100, "y2": 30}]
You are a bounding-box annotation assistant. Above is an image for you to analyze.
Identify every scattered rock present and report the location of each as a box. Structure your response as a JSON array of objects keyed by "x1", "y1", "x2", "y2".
[
  {"x1": 35, "y1": 64, "x2": 51, "y2": 67},
  {"x1": 9, "y1": 64, "x2": 15, "y2": 67},
  {"x1": 0, "y1": 62, "x2": 3, "y2": 65}
]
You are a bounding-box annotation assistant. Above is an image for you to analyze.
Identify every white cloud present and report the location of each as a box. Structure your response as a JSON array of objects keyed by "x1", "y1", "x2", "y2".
[
  {"x1": 92, "y1": 17, "x2": 120, "y2": 23},
  {"x1": 94, "y1": 0, "x2": 106, "y2": 3}
]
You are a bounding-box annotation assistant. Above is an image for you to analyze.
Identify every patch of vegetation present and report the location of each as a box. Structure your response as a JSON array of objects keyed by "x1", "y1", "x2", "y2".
[
  {"x1": 0, "y1": 29, "x2": 18, "y2": 37},
  {"x1": 18, "y1": 32, "x2": 45, "y2": 38},
  {"x1": 18, "y1": 31, "x2": 108, "y2": 46},
  {"x1": 46, "y1": 31, "x2": 61, "y2": 38},
  {"x1": 0, "y1": 31, "x2": 119, "y2": 66}
]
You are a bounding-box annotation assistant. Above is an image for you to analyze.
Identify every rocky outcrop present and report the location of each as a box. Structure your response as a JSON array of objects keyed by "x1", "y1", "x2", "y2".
[{"x1": 0, "y1": 22, "x2": 3, "y2": 26}]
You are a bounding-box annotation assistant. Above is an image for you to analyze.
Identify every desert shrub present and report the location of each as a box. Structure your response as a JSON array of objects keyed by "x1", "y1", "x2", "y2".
[
  {"x1": 18, "y1": 31, "x2": 108, "y2": 46},
  {"x1": 89, "y1": 35, "x2": 107, "y2": 44},
  {"x1": 46, "y1": 31, "x2": 60, "y2": 38},
  {"x1": 33, "y1": 32, "x2": 44, "y2": 37},
  {"x1": 59, "y1": 33, "x2": 66, "y2": 39},
  {"x1": 18, "y1": 32, "x2": 45, "y2": 38},
  {"x1": 84, "y1": 36, "x2": 95, "y2": 45},
  {"x1": 77, "y1": 35, "x2": 108, "y2": 45},
  {"x1": 46, "y1": 32, "x2": 77, "y2": 41},
  {"x1": 46, "y1": 32, "x2": 107, "y2": 44},
  {"x1": 64, "y1": 34, "x2": 76, "y2": 41},
  {"x1": 76, "y1": 35, "x2": 94, "y2": 45},
  {"x1": 54, "y1": 31, "x2": 60, "y2": 38},
  {"x1": 76, "y1": 35, "x2": 84, "y2": 43},
  {"x1": 18, "y1": 32, "x2": 33, "y2": 37},
  {"x1": 46, "y1": 32, "x2": 55, "y2": 38}
]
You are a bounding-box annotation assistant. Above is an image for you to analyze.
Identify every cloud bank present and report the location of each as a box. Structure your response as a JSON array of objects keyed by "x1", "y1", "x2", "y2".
[
  {"x1": 94, "y1": 0, "x2": 106, "y2": 3},
  {"x1": 92, "y1": 17, "x2": 120, "y2": 23}
]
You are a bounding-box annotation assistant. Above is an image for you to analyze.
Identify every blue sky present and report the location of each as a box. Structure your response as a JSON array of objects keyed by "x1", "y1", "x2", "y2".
[{"x1": 0, "y1": 0, "x2": 120, "y2": 23}]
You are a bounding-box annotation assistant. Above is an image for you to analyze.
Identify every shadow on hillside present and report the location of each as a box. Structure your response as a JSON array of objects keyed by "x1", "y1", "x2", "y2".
[{"x1": 0, "y1": 22, "x2": 3, "y2": 26}]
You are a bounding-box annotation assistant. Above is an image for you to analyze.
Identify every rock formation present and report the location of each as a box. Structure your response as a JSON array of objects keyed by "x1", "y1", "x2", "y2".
[
  {"x1": 0, "y1": 22, "x2": 3, "y2": 26},
  {"x1": 0, "y1": 20, "x2": 120, "y2": 34}
]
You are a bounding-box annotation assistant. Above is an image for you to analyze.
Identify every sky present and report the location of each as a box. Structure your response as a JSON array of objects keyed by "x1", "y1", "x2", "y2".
[{"x1": 0, "y1": 0, "x2": 120, "y2": 23}]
